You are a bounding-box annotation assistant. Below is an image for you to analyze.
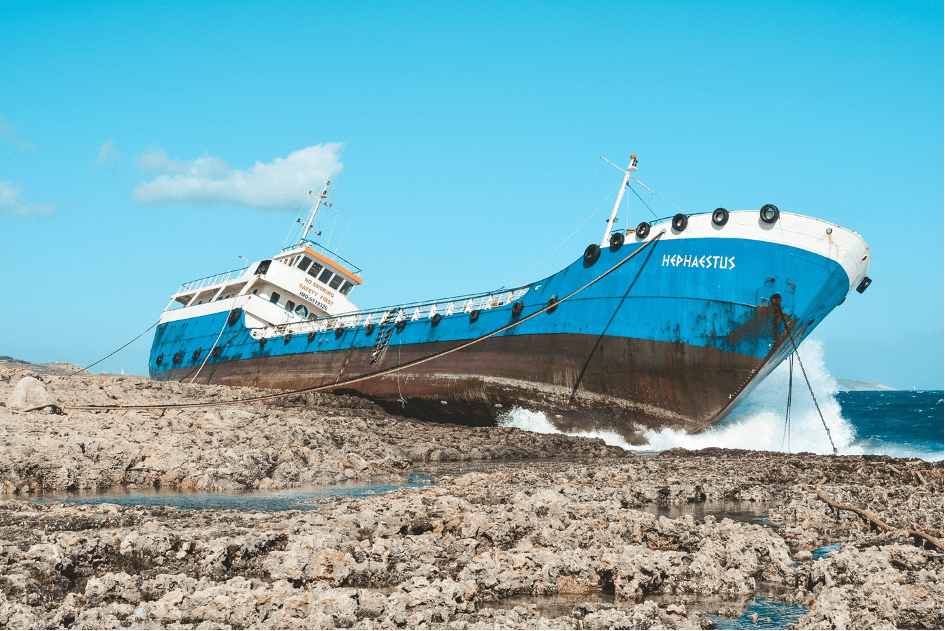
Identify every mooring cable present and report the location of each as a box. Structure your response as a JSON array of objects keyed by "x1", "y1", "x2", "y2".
[
  {"x1": 67, "y1": 321, "x2": 161, "y2": 377},
  {"x1": 189, "y1": 294, "x2": 243, "y2": 384},
  {"x1": 778, "y1": 309, "x2": 838, "y2": 455},
  {"x1": 62, "y1": 232, "x2": 665, "y2": 412},
  {"x1": 781, "y1": 354, "x2": 794, "y2": 453}
]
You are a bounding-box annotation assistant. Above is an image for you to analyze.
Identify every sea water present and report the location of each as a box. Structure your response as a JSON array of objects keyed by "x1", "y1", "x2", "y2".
[
  {"x1": 498, "y1": 339, "x2": 944, "y2": 461},
  {"x1": 31, "y1": 472, "x2": 433, "y2": 512}
]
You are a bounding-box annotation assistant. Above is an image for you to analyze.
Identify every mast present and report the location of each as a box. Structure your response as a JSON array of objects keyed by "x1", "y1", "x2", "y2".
[
  {"x1": 298, "y1": 181, "x2": 330, "y2": 245},
  {"x1": 600, "y1": 154, "x2": 638, "y2": 247},
  {"x1": 294, "y1": 142, "x2": 346, "y2": 247}
]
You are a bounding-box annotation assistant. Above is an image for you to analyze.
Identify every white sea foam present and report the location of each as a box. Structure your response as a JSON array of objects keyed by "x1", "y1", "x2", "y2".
[{"x1": 497, "y1": 339, "x2": 942, "y2": 460}]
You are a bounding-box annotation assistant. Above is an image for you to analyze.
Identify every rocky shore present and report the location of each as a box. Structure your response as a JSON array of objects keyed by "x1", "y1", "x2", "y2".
[
  {"x1": 1, "y1": 365, "x2": 942, "y2": 629},
  {"x1": 0, "y1": 369, "x2": 626, "y2": 494}
]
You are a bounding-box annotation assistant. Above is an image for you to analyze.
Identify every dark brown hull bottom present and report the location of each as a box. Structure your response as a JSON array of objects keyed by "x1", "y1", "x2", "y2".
[{"x1": 159, "y1": 333, "x2": 767, "y2": 444}]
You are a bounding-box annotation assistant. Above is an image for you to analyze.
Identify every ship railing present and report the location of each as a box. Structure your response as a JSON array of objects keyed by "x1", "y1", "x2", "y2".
[
  {"x1": 175, "y1": 266, "x2": 251, "y2": 295},
  {"x1": 282, "y1": 239, "x2": 363, "y2": 275},
  {"x1": 258, "y1": 284, "x2": 533, "y2": 338}
]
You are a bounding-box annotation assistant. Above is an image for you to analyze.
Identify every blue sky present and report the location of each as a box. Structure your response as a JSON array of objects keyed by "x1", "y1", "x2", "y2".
[{"x1": 1, "y1": 0, "x2": 942, "y2": 389}]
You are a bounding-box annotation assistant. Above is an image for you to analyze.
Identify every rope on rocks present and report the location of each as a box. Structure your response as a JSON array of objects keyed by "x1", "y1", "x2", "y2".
[
  {"x1": 62, "y1": 232, "x2": 666, "y2": 413},
  {"x1": 802, "y1": 483, "x2": 943, "y2": 551},
  {"x1": 777, "y1": 308, "x2": 837, "y2": 455}
]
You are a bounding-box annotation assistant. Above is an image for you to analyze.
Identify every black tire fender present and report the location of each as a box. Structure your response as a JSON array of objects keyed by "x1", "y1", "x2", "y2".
[
  {"x1": 584, "y1": 243, "x2": 601, "y2": 266},
  {"x1": 227, "y1": 309, "x2": 241, "y2": 326},
  {"x1": 609, "y1": 232, "x2": 624, "y2": 251},
  {"x1": 546, "y1": 295, "x2": 558, "y2": 314},
  {"x1": 635, "y1": 222, "x2": 651, "y2": 239},
  {"x1": 712, "y1": 207, "x2": 729, "y2": 227},
  {"x1": 431, "y1": 313, "x2": 443, "y2": 325},
  {"x1": 469, "y1": 309, "x2": 480, "y2": 323},
  {"x1": 365, "y1": 323, "x2": 375, "y2": 335},
  {"x1": 395, "y1": 320, "x2": 406, "y2": 331},
  {"x1": 760, "y1": 204, "x2": 780, "y2": 224},
  {"x1": 511, "y1": 301, "x2": 525, "y2": 317},
  {"x1": 672, "y1": 213, "x2": 688, "y2": 232},
  {"x1": 335, "y1": 326, "x2": 346, "y2": 337}
]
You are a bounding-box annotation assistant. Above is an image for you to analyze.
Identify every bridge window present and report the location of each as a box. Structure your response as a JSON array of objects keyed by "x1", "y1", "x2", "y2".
[
  {"x1": 328, "y1": 274, "x2": 343, "y2": 290},
  {"x1": 297, "y1": 256, "x2": 312, "y2": 272},
  {"x1": 307, "y1": 262, "x2": 323, "y2": 278},
  {"x1": 318, "y1": 268, "x2": 333, "y2": 284},
  {"x1": 286, "y1": 300, "x2": 296, "y2": 313},
  {"x1": 340, "y1": 281, "x2": 353, "y2": 296},
  {"x1": 270, "y1": 292, "x2": 281, "y2": 304}
]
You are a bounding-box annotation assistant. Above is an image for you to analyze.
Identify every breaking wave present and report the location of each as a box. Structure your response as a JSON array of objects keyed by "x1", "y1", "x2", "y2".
[{"x1": 497, "y1": 339, "x2": 942, "y2": 461}]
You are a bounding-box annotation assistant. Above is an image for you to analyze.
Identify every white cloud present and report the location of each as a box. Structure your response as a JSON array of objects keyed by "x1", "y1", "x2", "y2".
[
  {"x1": 0, "y1": 119, "x2": 39, "y2": 152},
  {"x1": 97, "y1": 140, "x2": 119, "y2": 164},
  {"x1": 0, "y1": 180, "x2": 16, "y2": 206},
  {"x1": 91, "y1": 140, "x2": 130, "y2": 176},
  {"x1": 133, "y1": 144, "x2": 344, "y2": 210},
  {"x1": 0, "y1": 180, "x2": 57, "y2": 220}
]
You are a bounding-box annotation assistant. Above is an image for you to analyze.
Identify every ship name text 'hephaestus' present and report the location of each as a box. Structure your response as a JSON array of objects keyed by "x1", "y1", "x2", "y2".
[{"x1": 662, "y1": 254, "x2": 735, "y2": 269}]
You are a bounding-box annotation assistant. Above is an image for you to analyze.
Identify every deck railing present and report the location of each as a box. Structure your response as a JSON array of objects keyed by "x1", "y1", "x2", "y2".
[
  {"x1": 258, "y1": 283, "x2": 534, "y2": 337},
  {"x1": 283, "y1": 239, "x2": 363, "y2": 275},
  {"x1": 176, "y1": 266, "x2": 250, "y2": 295}
]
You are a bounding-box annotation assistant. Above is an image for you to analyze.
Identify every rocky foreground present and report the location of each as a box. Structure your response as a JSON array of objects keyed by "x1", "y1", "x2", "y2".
[{"x1": 1, "y1": 366, "x2": 943, "y2": 629}]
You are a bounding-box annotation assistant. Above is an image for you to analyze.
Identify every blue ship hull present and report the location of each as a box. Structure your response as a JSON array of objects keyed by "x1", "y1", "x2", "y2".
[{"x1": 149, "y1": 216, "x2": 864, "y2": 441}]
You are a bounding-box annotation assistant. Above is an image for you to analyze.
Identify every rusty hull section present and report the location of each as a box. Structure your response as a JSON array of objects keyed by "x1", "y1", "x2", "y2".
[{"x1": 157, "y1": 325, "x2": 786, "y2": 443}]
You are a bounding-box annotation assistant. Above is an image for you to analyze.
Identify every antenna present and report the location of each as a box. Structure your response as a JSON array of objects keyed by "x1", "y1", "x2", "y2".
[
  {"x1": 296, "y1": 142, "x2": 347, "y2": 245},
  {"x1": 599, "y1": 155, "x2": 638, "y2": 247}
]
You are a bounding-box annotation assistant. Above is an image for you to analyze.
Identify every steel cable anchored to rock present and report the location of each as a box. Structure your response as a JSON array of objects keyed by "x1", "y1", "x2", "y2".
[
  {"x1": 61, "y1": 232, "x2": 665, "y2": 414},
  {"x1": 5, "y1": 376, "x2": 62, "y2": 414}
]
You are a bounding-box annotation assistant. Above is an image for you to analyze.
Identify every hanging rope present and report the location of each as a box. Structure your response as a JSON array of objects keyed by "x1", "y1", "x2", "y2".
[
  {"x1": 782, "y1": 354, "x2": 794, "y2": 453},
  {"x1": 629, "y1": 176, "x2": 689, "y2": 215},
  {"x1": 189, "y1": 294, "x2": 243, "y2": 383},
  {"x1": 778, "y1": 309, "x2": 837, "y2": 455},
  {"x1": 501, "y1": 179, "x2": 624, "y2": 289},
  {"x1": 68, "y1": 321, "x2": 161, "y2": 377},
  {"x1": 62, "y1": 232, "x2": 664, "y2": 412},
  {"x1": 627, "y1": 183, "x2": 659, "y2": 220}
]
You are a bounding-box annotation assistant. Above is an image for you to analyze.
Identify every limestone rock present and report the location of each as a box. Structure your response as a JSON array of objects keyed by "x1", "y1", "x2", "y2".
[{"x1": 6, "y1": 376, "x2": 60, "y2": 413}]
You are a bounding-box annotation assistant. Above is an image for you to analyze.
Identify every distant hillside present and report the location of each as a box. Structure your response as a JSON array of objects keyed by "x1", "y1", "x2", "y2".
[
  {"x1": 0, "y1": 355, "x2": 85, "y2": 376},
  {"x1": 836, "y1": 378, "x2": 896, "y2": 392}
]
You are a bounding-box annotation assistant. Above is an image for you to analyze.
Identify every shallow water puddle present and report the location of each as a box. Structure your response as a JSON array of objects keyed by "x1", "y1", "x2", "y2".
[
  {"x1": 811, "y1": 542, "x2": 842, "y2": 559},
  {"x1": 708, "y1": 597, "x2": 808, "y2": 629},
  {"x1": 14, "y1": 472, "x2": 434, "y2": 512},
  {"x1": 495, "y1": 592, "x2": 806, "y2": 628},
  {"x1": 640, "y1": 500, "x2": 775, "y2": 526}
]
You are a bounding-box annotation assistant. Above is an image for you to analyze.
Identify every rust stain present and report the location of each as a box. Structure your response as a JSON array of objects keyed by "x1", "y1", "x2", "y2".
[
  {"x1": 725, "y1": 302, "x2": 794, "y2": 347},
  {"x1": 336, "y1": 351, "x2": 352, "y2": 382}
]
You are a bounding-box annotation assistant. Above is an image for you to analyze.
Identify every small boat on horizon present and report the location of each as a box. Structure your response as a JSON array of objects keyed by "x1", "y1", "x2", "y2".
[{"x1": 148, "y1": 154, "x2": 872, "y2": 443}]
